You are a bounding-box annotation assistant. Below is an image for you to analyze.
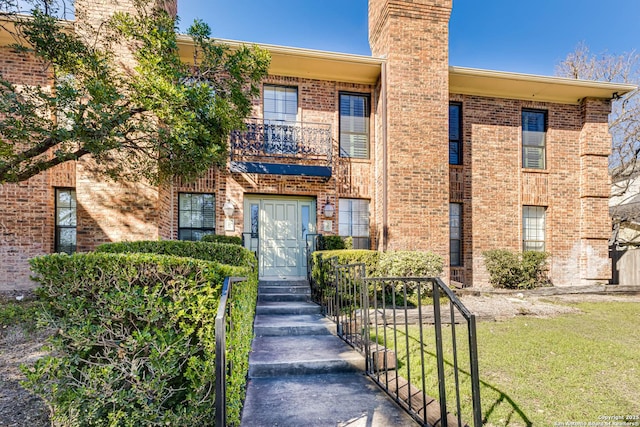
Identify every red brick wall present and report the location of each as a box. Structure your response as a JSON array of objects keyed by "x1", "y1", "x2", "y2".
[{"x1": 449, "y1": 93, "x2": 612, "y2": 287}]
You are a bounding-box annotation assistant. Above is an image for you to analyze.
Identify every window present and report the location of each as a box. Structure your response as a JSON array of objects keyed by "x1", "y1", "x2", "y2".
[
  {"x1": 450, "y1": 203, "x2": 462, "y2": 266},
  {"x1": 523, "y1": 206, "x2": 546, "y2": 251},
  {"x1": 178, "y1": 193, "x2": 215, "y2": 241},
  {"x1": 263, "y1": 85, "x2": 298, "y2": 153},
  {"x1": 55, "y1": 188, "x2": 77, "y2": 254},
  {"x1": 264, "y1": 85, "x2": 297, "y2": 123},
  {"x1": 449, "y1": 103, "x2": 462, "y2": 165},
  {"x1": 522, "y1": 109, "x2": 546, "y2": 169},
  {"x1": 340, "y1": 93, "x2": 370, "y2": 159},
  {"x1": 339, "y1": 198, "x2": 370, "y2": 248}
]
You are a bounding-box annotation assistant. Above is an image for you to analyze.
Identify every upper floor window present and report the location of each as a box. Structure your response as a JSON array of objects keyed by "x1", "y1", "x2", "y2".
[
  {"x1": 263, "y1": 85, "x2": 298, "y2": 123},
  {"x1": 522, "y1": 109, "x2": 546, "y2": 169},
  {"x1": 339, "y1": 198, "x2": 370, "y2": 249},
  {"x1": 55, "y1": 188, "x2": 77, "y2": 254},
  {"x1": 523, "y1": 205, "x2": 546, "y2": 251},
  {"x1": 178, "y1": 193, "x2": 215, "y2": 241},
  {"x1": 340, "y1": 93, "x2": 370, "y2": 159},
  {"x1": 449, "y1": 103, "x2": 462, "y2": 165}
]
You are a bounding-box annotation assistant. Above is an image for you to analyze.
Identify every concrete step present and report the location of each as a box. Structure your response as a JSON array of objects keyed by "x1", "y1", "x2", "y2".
[
  {"x1": 255, "y1": 301, "x2": 321, "y2": 315},
  {"x1": 259, "y1": 285, "x2": 311, "y2": 294},
  {"x1": 248, "y1": 335, "x2": 365, "y2": 377},
  {"x1": 258, "y1": 292, "x2": 309, "y2": 303},
  {"x1": 241, "y1": 374, "x2": 418, "y2": 426},
  {"x1": 258, "y1": 280, "x2": 308, "y2": 288},
  {"x1": 254, "y1": 314, "x2": 334, "y2": 336}
]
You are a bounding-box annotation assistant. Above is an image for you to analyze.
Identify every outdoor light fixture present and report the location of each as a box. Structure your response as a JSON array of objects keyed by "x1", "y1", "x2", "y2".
[
  {"x1": 223, "y1": 200, "x2": 235, "y2": 218},
  {"x1": 323, "y1": 199, "x2": 335, "y2": 218}
]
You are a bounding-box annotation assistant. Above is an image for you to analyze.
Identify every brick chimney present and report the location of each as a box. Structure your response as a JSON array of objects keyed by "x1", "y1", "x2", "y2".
[{"x1": 369, "y1": 0, "x2": 453, "y2": 268}]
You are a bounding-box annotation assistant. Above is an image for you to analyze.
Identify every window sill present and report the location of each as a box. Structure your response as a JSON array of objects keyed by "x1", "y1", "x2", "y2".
[{"x1": 521, "y1": 168, "x2": 549, "y2": 174}]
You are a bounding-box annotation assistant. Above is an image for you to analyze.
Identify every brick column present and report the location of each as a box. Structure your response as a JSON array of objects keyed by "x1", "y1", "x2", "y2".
[
  {"x1": 369, "y1": 0, "x2": 452, "y2": 269},
  {"x1": 579, "y1": 97, "x2": 613, "y2": 284}
]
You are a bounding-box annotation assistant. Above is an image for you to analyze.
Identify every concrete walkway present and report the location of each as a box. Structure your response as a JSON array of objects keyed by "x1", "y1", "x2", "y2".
[{"x1": 240, "y1": 280, "x2": 417, "y2": 427}]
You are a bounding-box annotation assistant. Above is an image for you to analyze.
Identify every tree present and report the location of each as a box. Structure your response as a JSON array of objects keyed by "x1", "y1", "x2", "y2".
[
  {"x1": 556, "y1": 43, "x2": 640, "y2": 247},
  {"x1": 0, "y1": 0, "x2": 270, "y2": 183}
]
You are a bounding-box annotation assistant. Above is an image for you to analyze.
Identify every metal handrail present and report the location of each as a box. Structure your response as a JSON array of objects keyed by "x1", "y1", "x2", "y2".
[{"x1": 214, "y1": 276, "x2": 247, "y2": 427}]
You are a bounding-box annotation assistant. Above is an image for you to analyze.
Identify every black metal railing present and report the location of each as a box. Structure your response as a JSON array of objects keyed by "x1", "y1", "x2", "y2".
[
  {"x1": 214, "y1": 276, "x2": 248, "y2": 427},
  {"x1": 230, "y1": 118, "x2": 332, "y2": 165},
  {"x1": 309, "y1": 256, "x2": 482, "y2": 427}
]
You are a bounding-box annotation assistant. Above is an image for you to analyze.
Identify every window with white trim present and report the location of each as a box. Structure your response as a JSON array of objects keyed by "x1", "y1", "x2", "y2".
[
  {"x1": 55, "y1": 188, "x2": 77, "y2": 254},
  {"x1": 522, "y1": 109, "x2": 546, "y2": 169},
  {"x1": 178, "y1": 193, "x2": 215, "y2": 241},
  {"x1": 339, "y1": 198, "x2": 370, "y2": 248},
  {"x1": 523, "y1": 206, "x2": 546, "y2": 251},
  {"x1": 339, "y1": 93, "x2": 370, "y2": 159}
]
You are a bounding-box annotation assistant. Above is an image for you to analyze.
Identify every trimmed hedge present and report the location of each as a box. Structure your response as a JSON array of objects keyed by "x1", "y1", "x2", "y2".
[
  {"x1": 311, "y1": 249, "x2": 381, "y2": 287},
  {"x1": 483, "y1": 249, "x2": 550, "y2": 289},
  {"x1": 96, "y1": 240, "x2": 254, "y2": 268},
  {"x1": 201, "y1": 234, "x2": 243, "y2": 246},
  {"x1": 377, "y1": 250, "x2": 443, "y2": 278},
  {"x1": 26, "y1": 251, "x2": 257, "y2": 427}
]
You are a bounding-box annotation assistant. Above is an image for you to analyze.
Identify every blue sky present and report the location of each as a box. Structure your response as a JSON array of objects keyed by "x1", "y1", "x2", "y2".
[{"x1": 177, "y1": 0, "x2": 640, "y2": 76}]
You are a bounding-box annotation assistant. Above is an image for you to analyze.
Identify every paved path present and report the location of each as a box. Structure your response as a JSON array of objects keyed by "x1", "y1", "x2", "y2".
[{"x1": 240, "y1": 280, "x2": 417, "y2": 427}]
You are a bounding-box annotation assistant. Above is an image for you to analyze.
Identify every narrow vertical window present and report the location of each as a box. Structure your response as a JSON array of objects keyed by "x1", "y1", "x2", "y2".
[
  {"x1": 263, "y1": 85, "x2": 298, "y2": 153},
  {"x1": 449, "y1": 103, "x2": 462, "y2": 165},
  {"x1": 339, "y1": 93, "x2": 370, "y2": 159},
  {"x1": 450, "y1": 203, "x2": 462, "y2": 266},
  {"x1": 522, "y1": 109, "x2": 546, "y2": 169},
  {"x1": 178, "y1": 193, "x2": 215, "y2": 241},
  {"x1": 338, "y1": 198, "x2": 370, "y2": 249},
  {"x1": 55, "y1": 188, "x2": 77, "y2": 254},
  {"x1": 250, "y1": 203, "x2": 259, "y2": 238},
  {"x1": 523, "y1": 206, "x2": 546, "y2": 251}
]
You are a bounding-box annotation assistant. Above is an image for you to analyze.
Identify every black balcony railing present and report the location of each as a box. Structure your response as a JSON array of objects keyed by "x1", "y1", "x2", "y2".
[
  {"x1": 308, "y1": 256, "x2": 482, "y2": 427},
  {"x1": 229, "y1": 119, "x2": 332, "y2": 177}
]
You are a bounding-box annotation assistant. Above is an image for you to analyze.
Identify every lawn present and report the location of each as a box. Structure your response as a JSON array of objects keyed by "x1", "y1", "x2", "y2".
[{"x1": 380, "y1": 301, "x2": 640, "y2": 427}]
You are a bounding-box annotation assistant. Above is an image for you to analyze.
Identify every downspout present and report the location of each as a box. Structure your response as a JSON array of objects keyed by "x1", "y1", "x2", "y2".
[{"x1": 381, "y1": 61, "x2": 388, "y2": 251}]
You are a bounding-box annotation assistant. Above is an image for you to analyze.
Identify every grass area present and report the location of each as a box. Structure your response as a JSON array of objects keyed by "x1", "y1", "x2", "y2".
[{"x1": 378, "y1": 301, "x2": 640, "y2": 426}]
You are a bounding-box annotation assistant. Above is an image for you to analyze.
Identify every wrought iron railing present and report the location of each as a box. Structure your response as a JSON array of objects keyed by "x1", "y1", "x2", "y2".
[
  {"x1": 214, "y1": 276, "x2": 248, "y2": 427},
  {"x1": 230, "y1": 118, "x2": 332, "y2": 165},
  {"x1": 309, "y1": 256, "x2": 482, "y2": 427}
]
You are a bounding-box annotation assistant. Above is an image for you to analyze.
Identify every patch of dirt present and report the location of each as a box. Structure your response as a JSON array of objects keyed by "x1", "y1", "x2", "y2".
[{"x1": 459, "y1": 294, "x2": 581, "y2": 321}]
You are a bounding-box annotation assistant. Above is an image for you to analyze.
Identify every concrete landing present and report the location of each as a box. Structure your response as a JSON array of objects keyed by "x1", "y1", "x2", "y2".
[{"x1": 241, "y1": 279, "x2": 417, "y2": 426}]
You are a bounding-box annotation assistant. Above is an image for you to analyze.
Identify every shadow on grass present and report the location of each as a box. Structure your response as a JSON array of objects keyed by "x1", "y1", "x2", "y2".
[{"x1": 395, "y1": 330, "x2": 533, "y2": 427}]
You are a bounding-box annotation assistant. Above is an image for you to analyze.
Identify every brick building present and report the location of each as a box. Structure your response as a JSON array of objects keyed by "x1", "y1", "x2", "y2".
[{"x1": 0, "y1": 0, "x2": 635, "y2": 290}]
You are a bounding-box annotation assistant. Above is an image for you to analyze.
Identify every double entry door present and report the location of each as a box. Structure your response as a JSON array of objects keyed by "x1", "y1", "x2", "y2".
[{"x1": 243, "y1": 196, "x2": 316, "y2": 278}]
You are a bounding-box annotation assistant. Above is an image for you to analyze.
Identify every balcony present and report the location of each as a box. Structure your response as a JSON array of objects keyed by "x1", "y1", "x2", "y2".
[{"x1": 229, "y1": 119, "x2": 332, "y2": 177}]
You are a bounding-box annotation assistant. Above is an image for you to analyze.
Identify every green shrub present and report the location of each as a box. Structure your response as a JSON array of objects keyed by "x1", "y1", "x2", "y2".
[
  {"x1": 483, "y1": 249, "x2": 550, "y2": 289},
  {"x1": 96, "y1": 240, "x2": 254, "y2": 268},
  {"x1": 311, "y1": 249, "x2": 381, "y2": 288},
  {"x1": 320, "y1": 235, "x2": 347, "y2": 250},
  {"x1": 26, "y1": 252, "x2": 257, "y2": 427},
  {"x1": 375, "y1": 250, "x2": 443, "y2": 278},
  {"x1": 201, "y1": 234, "x2": 243, "y2": 246}
]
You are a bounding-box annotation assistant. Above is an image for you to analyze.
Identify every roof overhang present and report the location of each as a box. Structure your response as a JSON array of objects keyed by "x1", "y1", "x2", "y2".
[
  {"x1": 177, "y1": 35, "x2": 384, "y2": 85},
  {"x1": 449, "y1": 66, "x2": 637, "y2": 104}
]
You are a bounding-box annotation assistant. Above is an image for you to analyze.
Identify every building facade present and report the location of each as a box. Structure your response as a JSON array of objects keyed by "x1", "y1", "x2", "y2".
[{"x1": 0, "y1": 0, "x2": 634, "y2": 290}]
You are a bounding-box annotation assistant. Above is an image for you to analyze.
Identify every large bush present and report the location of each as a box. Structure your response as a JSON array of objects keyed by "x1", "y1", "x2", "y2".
[
  {"x1": 483, "y1": 249, "x2": 550, "y2": 289},
  {"x1": 26, "y1": 252, "x2": 257, "y2": 426},
  {"x1": 96, "y1": 240, "x2": 254, "y2": 268},
  {"x1": 201, "y1": 234, "x2": 243, "y2": 246},
  {"x1": 311, "y1": 249, "x2": 380, "y2": 288},
  {"x1": 376, "y1": 250, "x2": 443, "y2": 278}
]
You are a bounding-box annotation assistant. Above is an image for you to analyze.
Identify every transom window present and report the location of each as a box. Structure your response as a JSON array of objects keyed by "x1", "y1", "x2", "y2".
[
  {"x1": 523, "y1": 206, "x2": 546, "y2": 251},
  {"x1": 55, "y1": 188, "x2": 77, "y2": 254},
  {"x1": 178, "y1": 193, "x2": 215, "y2": 241},
  {"x1": 449, "y1": 103, "x2": 462, "y2": 165},
  {"x1": 450, "y1": 203, "x2": 462, "y2": 266},
  {"x1": 522, "y1": 109, "x2": 547, "y2": 169},
  {"x1": 339, "y1": 198, "x2": 370, "y2": 249},
  {"x1": 339, "y1": 93, "x2": 370, "y2": 159}
]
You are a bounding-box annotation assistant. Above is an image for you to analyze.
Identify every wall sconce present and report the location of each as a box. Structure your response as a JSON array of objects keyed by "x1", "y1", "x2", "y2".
[
  {"x1": 223, "y1": 200, "x2": 235, "y2": 218},
  {"x1": 323, "y1": 200, "x2": 335, "y2": 218}
]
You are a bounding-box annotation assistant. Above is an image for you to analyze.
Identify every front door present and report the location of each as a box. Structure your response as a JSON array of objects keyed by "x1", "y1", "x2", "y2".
[{"x1": 244, "y1": 196, "x2": 316, "y2": 278}]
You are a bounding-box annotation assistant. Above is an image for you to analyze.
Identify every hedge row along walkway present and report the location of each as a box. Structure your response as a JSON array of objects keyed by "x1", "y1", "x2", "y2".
[{"x1": 240, "y1": 279, "x2": 417, "y2": 426}]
